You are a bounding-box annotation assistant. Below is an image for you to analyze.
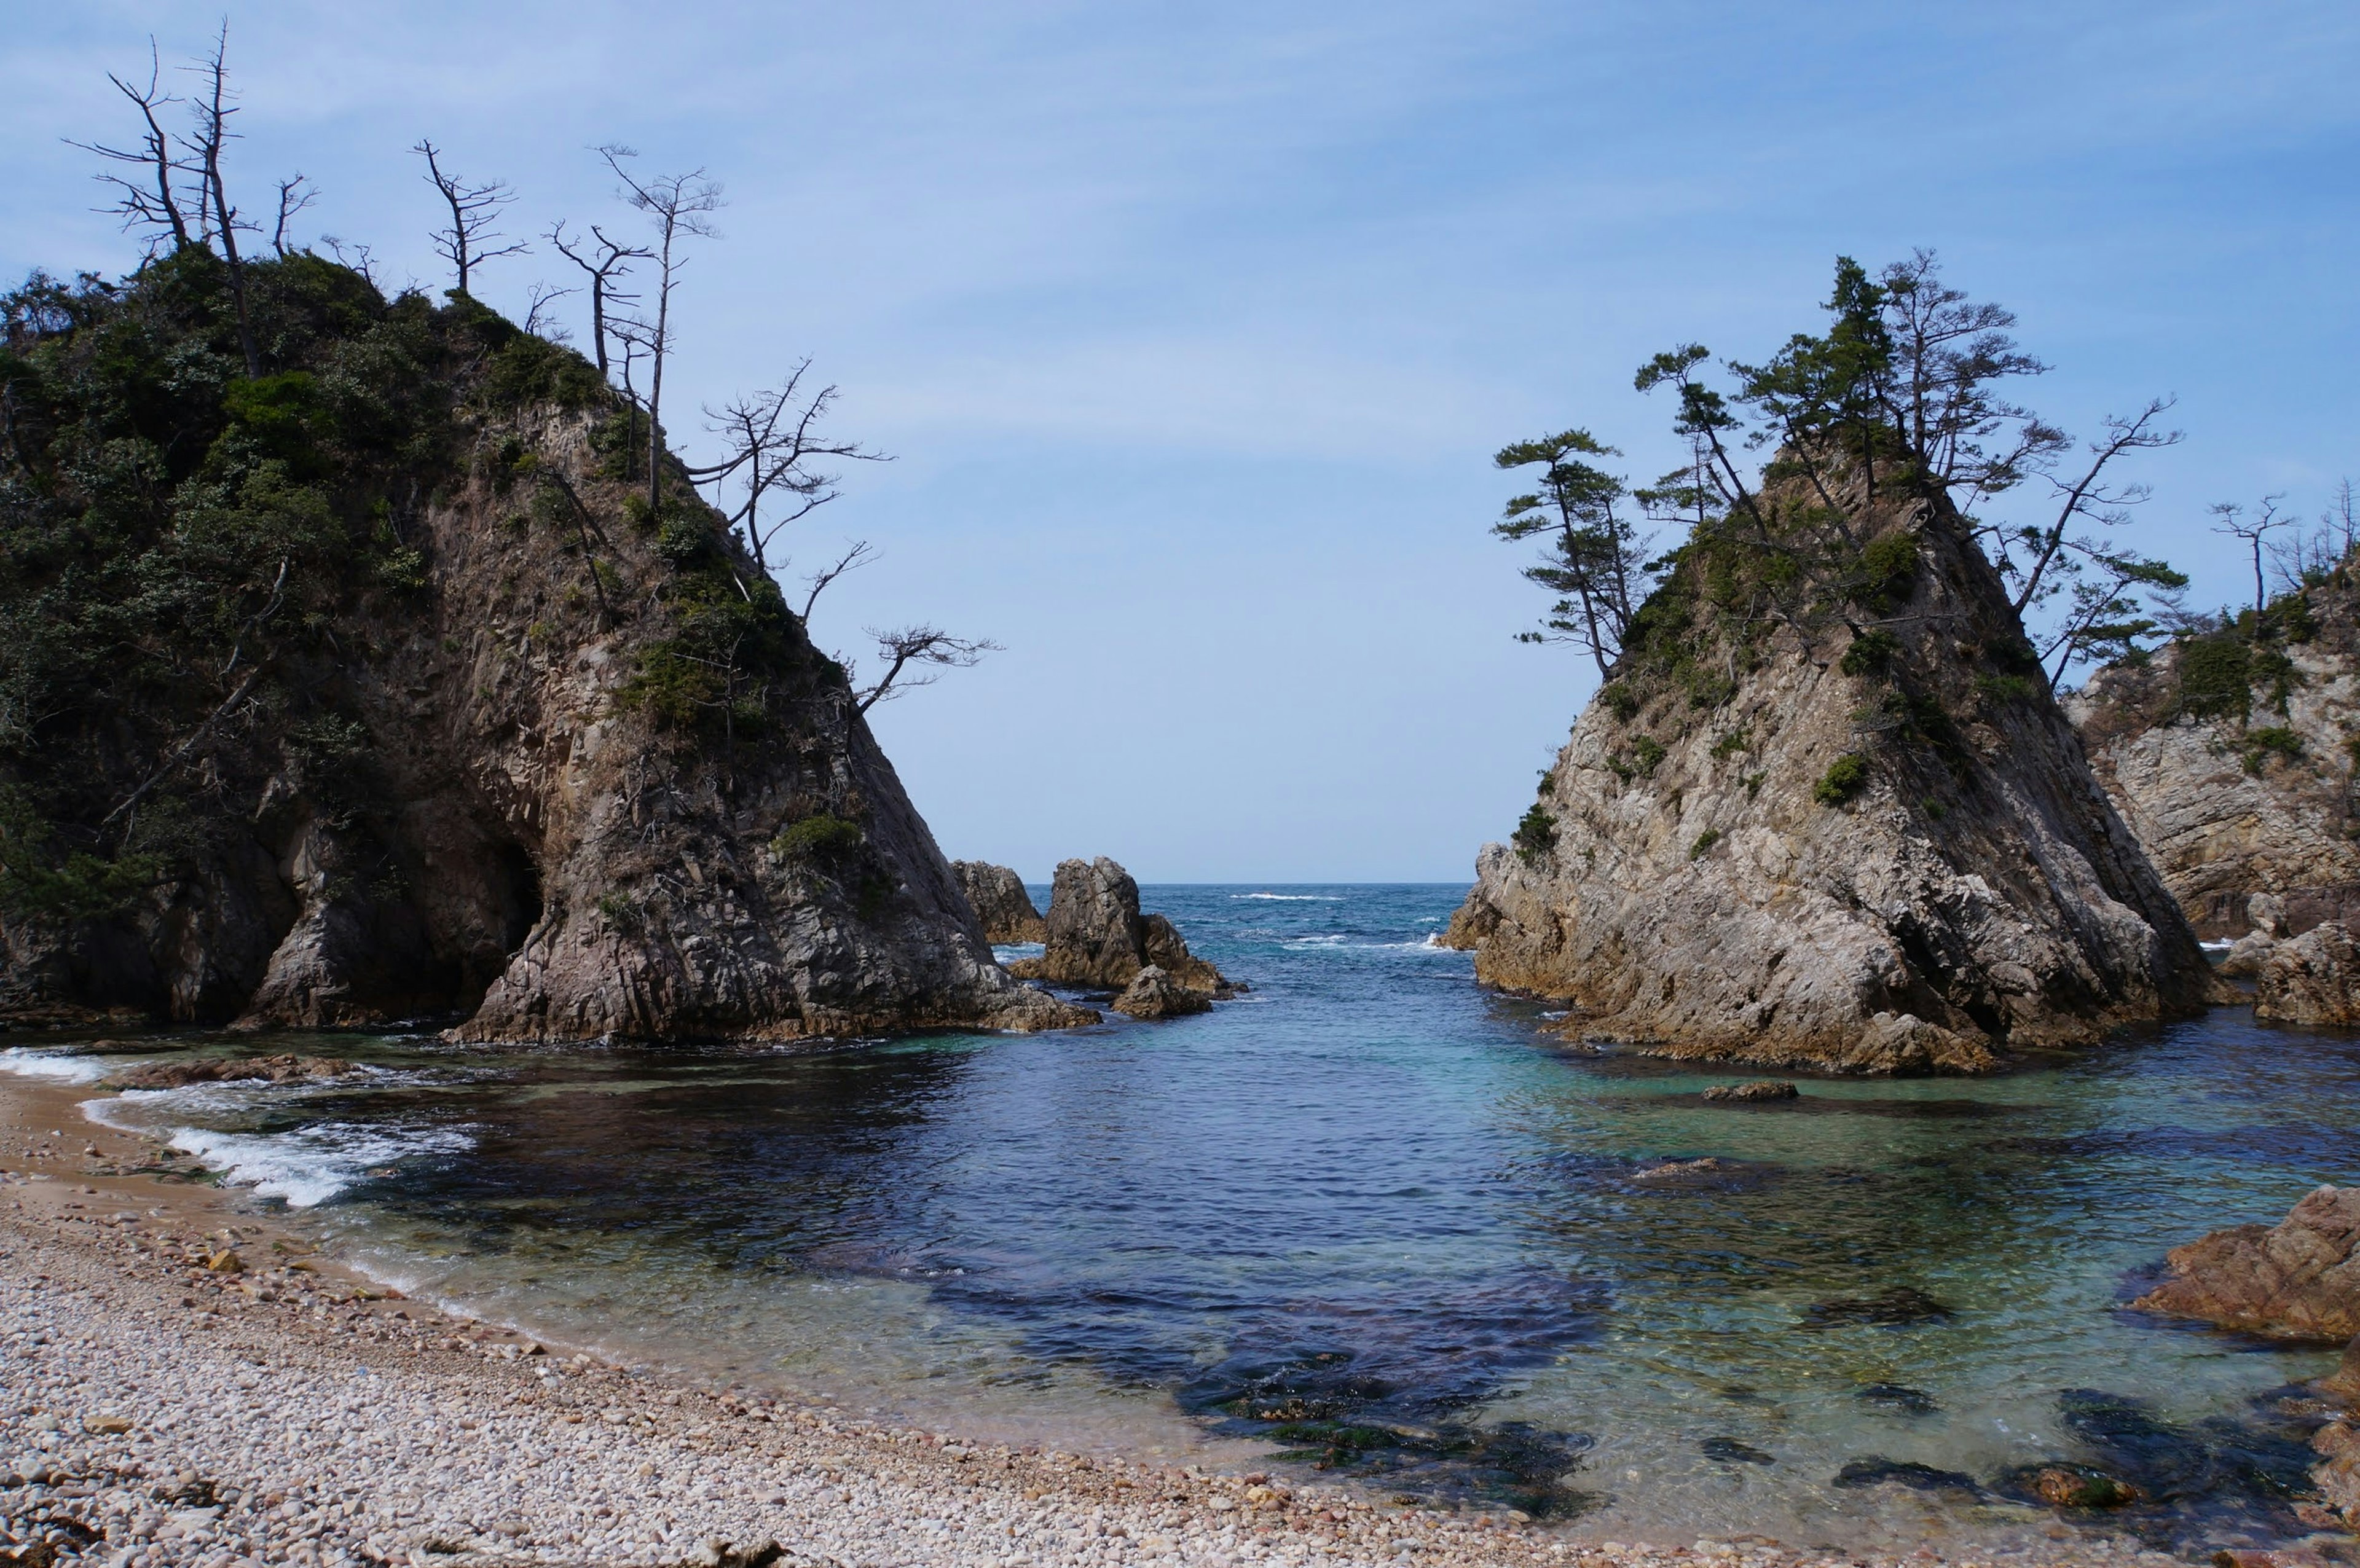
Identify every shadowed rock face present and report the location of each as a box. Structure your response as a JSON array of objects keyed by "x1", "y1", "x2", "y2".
[
  {"x1": 1005, "y1": 858, "x2": 1230, "y2": 995},
  {"x1": 951, "y1": 861, "x2": 1047, "y2": 944},
  {"x1": 1444, "y1": 498, "x2": 2209, "y2": 1074},
  {"x1": 2069, "y1": 579, "x2": 2360, "y2": 941},
  {"x1": 2134, "y1": 1185, "x2": 2360, "y2": 1343},
  {"x1": 2254, "y1": 922, "x2": 2360, "y2": 1025},
  {"x1": 0, "y1": 283, "x2": 1087, "y2": 1043}
]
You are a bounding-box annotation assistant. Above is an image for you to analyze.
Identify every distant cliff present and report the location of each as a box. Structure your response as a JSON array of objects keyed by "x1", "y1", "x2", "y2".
[
  {"x1": 0, "y1": 252, "x2": 1084, "y2": 1041},
  {"x1": 1446, "y1": 491, "x2": 2210, "y2": 1073},
  {"x1": 2069, "y1": 577, "x2": 2360, "y2": 940}
]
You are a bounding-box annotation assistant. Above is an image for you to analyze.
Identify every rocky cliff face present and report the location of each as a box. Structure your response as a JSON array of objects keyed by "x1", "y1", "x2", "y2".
[
  {"x1": 2067, "y1": 581, "x2": 2360, "y2": 941},
  {"x1": 951, "y1": 861, "x2": 1046, "y2": 944},
  {"x1": 0, "y1": 256, "x2": 1084, "y2": 1042},
  {"x1": 1445, "y1": 496, "x2": 2209, "y2": 1073}
]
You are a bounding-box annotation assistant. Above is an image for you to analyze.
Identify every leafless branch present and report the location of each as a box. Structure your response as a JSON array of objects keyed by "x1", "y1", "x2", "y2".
[
  {"x1": 415, "y1": 139, "x2": 528, "y2": 296},
  {"x1": 854, "y1": 625, "x2": 1000, "y2": 713},
  {"x1": 798, "y1": 539, "x2": 878, "y2": 622}
]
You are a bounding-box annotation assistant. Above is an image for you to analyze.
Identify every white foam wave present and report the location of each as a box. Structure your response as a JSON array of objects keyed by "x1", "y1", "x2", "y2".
[
  {"x1": 2198, "y1": 940, "x2": 2236, "y2": 952},
  {"x1": 152, "y1": 1121, "x2": 473, "y2": 1208},
  {"x1": 1232, "y1": 893, "x2": 1343, "y2": 902},
  {"x1": 0, "y1": 1048, "x2": 112, "y2": 1085}
]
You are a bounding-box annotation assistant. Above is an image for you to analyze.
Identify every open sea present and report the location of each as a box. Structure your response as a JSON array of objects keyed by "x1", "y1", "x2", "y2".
[{"x1": 7, "y1": 884, "x2": 2356, "y2": 1556}]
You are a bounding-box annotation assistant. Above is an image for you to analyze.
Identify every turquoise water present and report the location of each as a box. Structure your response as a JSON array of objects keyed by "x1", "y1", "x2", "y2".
[{"x1": 14, "y1": 884, "x2": 2356, "y2": 1554}]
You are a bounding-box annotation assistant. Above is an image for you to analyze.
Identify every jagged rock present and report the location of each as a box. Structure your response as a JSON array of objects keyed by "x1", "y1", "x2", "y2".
[
  {"x1": 1444, "y1": 498, "x2": 2207, "y2": 1073},
  {"x1": 2314, "y1": 1421, "x2": 2360, "y2": 1529},
  {"x1": 2323, "y1": 1335, "x2": 2360, "y2": 1401},
  {"x1": 1110, "y1": 965, "x2": 1212, "y2": 1020},
  {"x1": 0, "y1": 267, "x2": 1092, "y2": 1044},
  {"x1": 2069, "y1": 580, "x2": 2360, "y2": 940},
  {"x1": 108, "y1": 1055, "x2": 353, "y2": 1089},
  {"x1": 1005, "y1": 858, "x2": 1233, "y2": 996},
  {"x1": 1702, "y1": 1080, "x2": 1798, "y2": 1102},
  {"x1": 2133, "y1": 1185, "x2": 2360, "y2": 1341},
  {"x1": 951, "y1": 861, "x2": 1046, "y2": 944},
  {"x1": 2220, "y1": 929, "x2": 2279, "y2": 978},
  {"x1": 2254, "y1": 921, "x2": 2360, "y2": 1024}
]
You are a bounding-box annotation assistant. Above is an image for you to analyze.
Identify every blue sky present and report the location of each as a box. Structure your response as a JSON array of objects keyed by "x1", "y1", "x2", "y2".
[{"x1": 7, "y1": 3, "x2": 2356, "y2": 880}]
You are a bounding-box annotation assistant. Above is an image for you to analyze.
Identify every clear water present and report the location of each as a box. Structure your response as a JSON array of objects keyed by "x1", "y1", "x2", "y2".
[{"x1": 21, "y1": 884, "x2": 2359, "y2": 1553}]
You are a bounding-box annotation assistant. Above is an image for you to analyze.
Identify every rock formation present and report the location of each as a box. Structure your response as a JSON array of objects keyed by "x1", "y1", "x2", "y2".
[
  {"x1": 1110, "y1": 966, "x2": 1211, "y2": 1020},
  {"x1": 2253, "y1": 922, "x2": 2360, "y2": 1024},
  {"x1": 0, "y1": 256, "x2": 1088, "y2": 1043},
  {"x1": 2069, "y1": 577, "x2": 2360, "y2": 941},
  {"x1": 1444, "y1": 493, "x2": 2209, "y2": 1073},
  {"x1": 1005, "y1": 858, "x2": 1232, "y2": 997},
  {"x1": 951, "y1": 861, "x2": 1047, "y2": 944},
  {"x1": 108, "y1": 1054, "x2": 353, "y2": 1089},
  {"x1": 2133, "y1": 1185, "x2": 2360, "y2": 1342}
]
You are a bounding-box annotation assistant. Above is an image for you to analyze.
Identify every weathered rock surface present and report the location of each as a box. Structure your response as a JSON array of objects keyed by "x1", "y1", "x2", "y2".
[
  {"x1": 108, "y1": 1054, "x2": 355, "y2": 1089},
  {"x1": 1444, "y1": 496, "x2": 2208, "y2": 1073},
  {"x1": 951, "y1": 861, "x2": 1047, "y2": 944},
  {"x1": 2254, "y1": 921, "x2": 2360, "y2": 1024},
  {"x1": 2316, "y1": 1420, "x2": 2360, "y2": 1529},
  {"x1": 2133, "y1": 1185, "x2": 2360, "y2": 1341},
  {"x1": 2069, "y1": 579, "x2": 2360, "y2": 940},
  {"x1": 1109, "y1": 965, "x2": 1212, "y2": 1020},
  {"x1": 1006, "y1": 858, "x2": 1233, "y2": 996},
  {"x1": 0, "y1": 270, "x2": 1086, "y2": 1043}
]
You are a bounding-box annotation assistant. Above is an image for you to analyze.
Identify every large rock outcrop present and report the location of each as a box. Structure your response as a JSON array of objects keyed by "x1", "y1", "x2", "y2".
[
  {"x1": 2254, "y1": 921, "x2": 2360, "y2": 1024},
  {"x1": 1444, "y1": 495, "x2": 2209, "y2": 1073},
  {"x1": 951, "y1": 861, "x2": 1047, "y2": 944},
  {"x1": 2133, "y1": 1185, "x2": 2360, "y2": 1343},
  {"x1": 1005, "y1": 858, "x2": 1232, "y2": 996},
  {"x1": 2069, "y1": 578, "x2": 2360, "y2": 940},
  {"x1": 0, "y1": 257, "x2": 1087, "y2": 1043}
]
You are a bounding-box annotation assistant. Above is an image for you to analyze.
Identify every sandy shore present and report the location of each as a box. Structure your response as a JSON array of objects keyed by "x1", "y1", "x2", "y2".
[{"x1": 0, "y1": 1073, "x2": 2201, "y2": 1568}]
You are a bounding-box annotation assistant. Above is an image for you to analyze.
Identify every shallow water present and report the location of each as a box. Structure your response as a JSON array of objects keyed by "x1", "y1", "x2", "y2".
[{"x1": 15, "y1": 884, "x2": 2358, "y2": 1552}]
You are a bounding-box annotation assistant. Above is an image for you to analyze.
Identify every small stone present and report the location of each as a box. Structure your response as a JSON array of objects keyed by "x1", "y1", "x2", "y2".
[
  {"x1": 82, "y1": 1414, "x2": 132, "y2": 1435},
  {"x1": 205, "y1": 1251, "x2": 244, "y2": 1274}
]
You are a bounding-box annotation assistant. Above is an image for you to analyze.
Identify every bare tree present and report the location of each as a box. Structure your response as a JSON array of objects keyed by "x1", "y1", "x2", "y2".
[
  {"x1": 522, "y1": 282, "x2": 575, "y2": 340},
  {"x1": 798, "y1": 539, "x2": 878, "y2": 622},
  {"x1": 854, "y1": 627, "x2": 1001, "y2": 713},
  {"x1": 2212, "y1": 496, "x2": 2291, "y2": 616},
  {"x1": 2269, "y1": 479, "x2": 2359, "y2": 594},
  {"x1": 599, "y1": 144, "x2": 723, "y2": 518},
  {"x1": 546, "y1": 221, "x2": 647, "y2": 375},
  {"x1": 184, "y1": 23, "x2": 259, "y2": 376},
  {"x1": 319, "y1": 235, "x2": 377, "y2": 288},
  {"x1": 65, "y1": 41, "x2": 194, "y2": 253},
  {"x1": 270, "y1": 173, "x2": 316, "y2": 257},
  {"x1": 687, "y1": 365, "x2": 887, "y2": 574},
  {"x1": 415, "y1": 141, "x2": 527, "y2": 296}
]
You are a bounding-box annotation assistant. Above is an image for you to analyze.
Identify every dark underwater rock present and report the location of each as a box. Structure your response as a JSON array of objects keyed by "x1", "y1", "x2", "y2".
[
  {"x1": 1831, "y1": 1459, "x2": 1984, "y2": 1496},
  {"x1": 1703, "y1": 1080, "x2": 1799, "y2": 1103},
  {"x1": 1800, "y1": 1286, "x2": 1954, "y2": 1328},
  {"x1": 1855, "y1": 1382, "x2": 1941, "y2": 1416},
  {"x1": 1700, "y1": 1437, "x2": 1775, "y2": 1465}
]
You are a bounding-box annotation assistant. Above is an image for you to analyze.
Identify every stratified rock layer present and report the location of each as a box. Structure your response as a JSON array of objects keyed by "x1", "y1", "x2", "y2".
[
  {"x1": 2133, "y1": 1185, "x2": 2360, "y2": 1343},
  {"x1": 2254, "y1": 921, "x2": 2360, "y2": 1025},
  {"x1": 1445, "y1": 498, "x2": 2208, "y2": 1073},
  {"x1": 1006, "y1": 858, "x2": 1231, "y2": 995},
  {"x1": 2069, "y1": 578, "x2": 2360, "y2": 939},
  {"x1": 951, "y1": 861, "x2": 1047, "y2": 944}
]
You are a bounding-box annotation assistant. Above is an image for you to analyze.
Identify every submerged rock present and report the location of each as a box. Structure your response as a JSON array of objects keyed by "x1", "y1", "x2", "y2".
[
  {"x1": 1005, "y1": 858, "x2": 1235, "y2": 997},
  {"x1": 2069, "y1": 578, "x2": 2360, "y2": 942},
  {"x1": 1800, "y1": 1286, "x2": 1953, "y2": 1328},
  {"x1": 1854, "y1": 1382, "x2": 1941, "y2": 1416},
  {"x1": 108, "y1": 1054, "x2": 353, "y2": 1089},
  {"x1": 2134, "y1": 1185, "x2": 2360, "y2": 1342},
  {"x1": 1994, "y1": 1462, "x2": 2143, "y2": 1509},
  {"x1": 1831, "y1": 1459, "x2": 1984, "y2": 1495},
  {"x1": 1699, "y1": 1437, "x2": 1775, "y2": 1465},
  {"x1": 1702, "y1": 1080, "x2": 1799, "y2": 1103},
  {"x1": 951, "y1": 861, "x2": 1047, "y2": 945},
  {"x1": 1110, "y1": 966, "x2": 1211, "y2": 1021},
  {"x1": 1444, "y1": 495, "x2": 2207, "y2": 1074},
  {"x1": 2254, "y1": 922, "x2": 2360, "y2": 1024}
]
